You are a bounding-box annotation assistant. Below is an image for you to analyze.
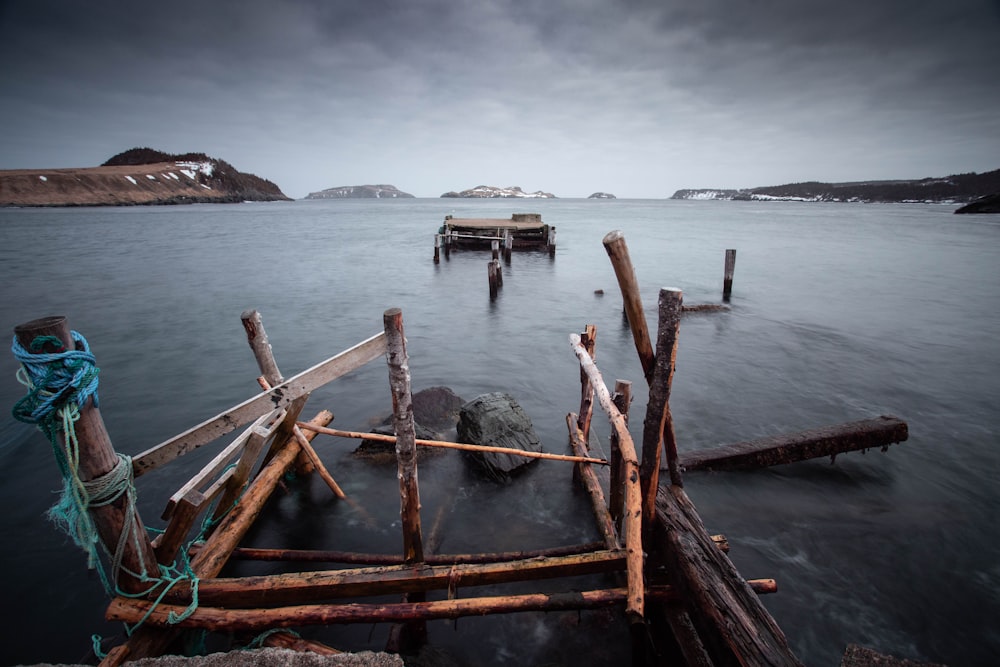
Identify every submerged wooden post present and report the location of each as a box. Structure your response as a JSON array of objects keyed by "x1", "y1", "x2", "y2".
[
  {"x1": 723, "y1": 248, "x2": 736, "y2": 301},
  {"x1": 639, "y1": 288, "x2": 684, "y2": 531},
  {"x1": 433, "y1": 234, "x2": 441, "y2": 264},
  {"x1": 602, "y1": 230, "x2": 655, "y2": 383},
  {"x1": 13, "y1": 316, "x2": 157, "y2": 594}
]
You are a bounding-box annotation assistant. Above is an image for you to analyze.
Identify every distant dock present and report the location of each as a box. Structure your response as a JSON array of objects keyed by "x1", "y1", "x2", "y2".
[{"x1": 436, "y1": 213, "x2": 556, "y2": 259}]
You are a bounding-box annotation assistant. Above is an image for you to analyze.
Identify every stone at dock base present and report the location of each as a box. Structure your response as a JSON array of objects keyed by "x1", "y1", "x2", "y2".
[
  {"x1": 457, "y1": 392, "x2": 542, "y2": 481},
  {"x1": 840, "y1": 644, "x2": 946, "y2": 667}
]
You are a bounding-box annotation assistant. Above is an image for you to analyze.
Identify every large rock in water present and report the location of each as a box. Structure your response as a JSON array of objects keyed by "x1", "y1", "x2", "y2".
[
  {"x1": 354, "y1": 386, "x2": 465, "y2": 464},
  {"x1": 457, "y1": 392, "x2": 542, "y2": 480}
]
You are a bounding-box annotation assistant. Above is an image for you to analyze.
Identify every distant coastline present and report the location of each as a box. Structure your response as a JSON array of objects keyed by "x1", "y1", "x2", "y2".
[{"x1": 670, "y1": 169, "x2": 1000, "y2": 207}]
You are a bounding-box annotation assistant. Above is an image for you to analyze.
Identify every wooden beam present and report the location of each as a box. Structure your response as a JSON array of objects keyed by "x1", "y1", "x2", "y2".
[
  {"x1": 678, "y1": 416, "x2": 909, "y2": 472},
  {"x1": 132, "y1": 333, "x2": 385, "y2": 476},
  {"x1": 567, "y1": 414, "x2": 619, "y2": 550}
]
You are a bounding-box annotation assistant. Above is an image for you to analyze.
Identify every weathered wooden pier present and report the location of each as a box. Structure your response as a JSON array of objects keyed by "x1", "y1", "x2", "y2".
[
  {"x1": 434, "y1": 213, "x2": 556, "y2": 263},
  {"x1": 10, "y1": 230, "x2": 910, "y2": 666}
]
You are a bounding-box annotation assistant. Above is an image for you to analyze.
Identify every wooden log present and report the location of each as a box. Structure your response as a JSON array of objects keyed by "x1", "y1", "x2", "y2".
[
  {"x1": 569, "y1": 333, "x2": 644, "y2": 622},
  {"x1": 291, "y1": 425, "x2": 346, "y2": 499},
  {"x1": 567, "y1": 414, "x2": 619, "y2": 550},
  {"x1": 639, "y1": 288, "x2": 684, "y2": 532},
  {"x1": 157, "y1": 550, "x2": 627, "y2": 608},
  {"x1": 298, "y1": 423, "x2": 608, "y2": 465},
  {"x1": 108, "y1": 586, "x2": 680, "y2": 631},
  {"x1": 723, "y1": 248, "x2": 737, "y2": 300},
  {"x1": 383, "y1": 308, "x2": 424, "y2": 566},
  {"x1": 132, "y1": 333, "x2": 385, "y2": 476},
  {"x1": 609, "y1": 380, "x2": 631, "y2": 531},
  {"x1": 602, "y1": 231, "x2": 655, "y2": 383},
  {"x1": 13, "y1": 316, "x2": 158, "y2": 594},
  {"x1": 192, "y1": 540, "x2": 609, "y2": 565},
  {"x1": 678, "y1": 415, "x2": 909, "y2": 472},
  {"x1": 651, "y1": 484, "x2": 804, "y2": 666},
  {"x1": 211, "y1": 423, "x2": 273, "y2": 523}
]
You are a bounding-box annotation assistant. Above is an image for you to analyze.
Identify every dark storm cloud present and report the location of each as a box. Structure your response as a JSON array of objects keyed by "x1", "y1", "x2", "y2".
[{"x1": 1, "y1": 0, "x2": 997, "y2": 196}]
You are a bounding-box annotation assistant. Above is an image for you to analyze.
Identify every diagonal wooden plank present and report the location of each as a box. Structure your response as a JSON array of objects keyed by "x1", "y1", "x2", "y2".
[{"x1": 132, "y1": 332, "x2": 386, "y2": 476}]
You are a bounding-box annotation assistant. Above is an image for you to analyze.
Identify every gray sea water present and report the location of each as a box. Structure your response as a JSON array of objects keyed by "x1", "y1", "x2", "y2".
[{"x1": 0, "y1": 199, "x2": 997, "y2": 666}]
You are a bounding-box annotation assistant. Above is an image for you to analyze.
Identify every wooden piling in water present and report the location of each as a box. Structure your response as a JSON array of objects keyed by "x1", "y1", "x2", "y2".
[
  {"x1": 488, "y1": 259, "x2": 501, "y2": 299},
  {"x1": 13, "y1": 316, "x2": 158, "y2": 595},
  {"x1": 503, "y1": 230, "x2": 513, "y2": 262},
  {"x1": 434, "y1": 234, "x2": 441, "y2": 264},
  {"x1": 602, "y1": 230, "x2": 655, "y2": 384},
  {"x1": 723, "y1": 248, "x2": 736, "y2": 301}
]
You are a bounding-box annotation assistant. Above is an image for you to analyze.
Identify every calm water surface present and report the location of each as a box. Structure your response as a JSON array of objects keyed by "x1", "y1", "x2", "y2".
[{"x1": 1, "y1": 199, "x2": 998, "y2": 666}]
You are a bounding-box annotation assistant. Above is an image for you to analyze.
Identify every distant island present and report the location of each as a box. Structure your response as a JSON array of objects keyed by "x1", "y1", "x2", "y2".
[
  {"x1": 671, "y1": 169, "x2": 1000, "y2": 208},
  {"x1": 441, "y1": 185, "x2": 556, "y2": 199},
  {"x1": 588, "y1": 192, "x2": 616, "y2": 199},
  {"x1": 305, "y1": 184, "x2": 414, "y2": 199},
  {"x1": 0, "y1": 148, "x2": 291, "y2": 207}
]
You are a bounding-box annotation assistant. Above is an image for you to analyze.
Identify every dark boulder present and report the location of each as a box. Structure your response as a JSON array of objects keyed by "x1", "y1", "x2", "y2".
[
  {"x1": 955, "y1": 192, "x2": 1000, "y2": 214},
  {"x1": 353, "y1": 386, "x2": 465, "y2": 464},
  {"x1": 457, "y1": 392, "x2": 541, "y2": 481}
]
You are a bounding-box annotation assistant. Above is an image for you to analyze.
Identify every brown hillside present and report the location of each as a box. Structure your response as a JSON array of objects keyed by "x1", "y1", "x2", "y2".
[{"x1": 0, "y1": 159, "x2": 291, "y2": 207}]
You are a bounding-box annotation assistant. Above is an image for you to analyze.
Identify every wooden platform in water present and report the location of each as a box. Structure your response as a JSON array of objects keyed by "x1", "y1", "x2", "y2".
[{"x1": 439, "y1": 213, "x2": 554, "y2": 250}]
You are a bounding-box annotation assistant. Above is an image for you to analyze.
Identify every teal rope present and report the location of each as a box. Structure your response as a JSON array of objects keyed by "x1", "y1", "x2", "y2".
[{"x1": 11, "y1": 331, "x2": 202, "y2": 652}]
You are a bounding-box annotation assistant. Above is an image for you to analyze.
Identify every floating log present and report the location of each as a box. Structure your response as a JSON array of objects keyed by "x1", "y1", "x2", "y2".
[
  {"x1": 678, "y1": 415, "x2": 909, "y2": 472},
  {"x1": 14, "y1": 316, "x2": 158, "y2": 595}
]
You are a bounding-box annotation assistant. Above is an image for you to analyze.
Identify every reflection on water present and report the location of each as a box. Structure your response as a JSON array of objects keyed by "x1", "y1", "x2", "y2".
[{"x1": 1, "y1": 200, "x2": 998, "y2": 665}]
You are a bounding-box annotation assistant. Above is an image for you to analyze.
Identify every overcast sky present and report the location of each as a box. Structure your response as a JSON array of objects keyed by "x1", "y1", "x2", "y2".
[{"x1": 1, "y1": 0, "x2": 998, "y2": 199}]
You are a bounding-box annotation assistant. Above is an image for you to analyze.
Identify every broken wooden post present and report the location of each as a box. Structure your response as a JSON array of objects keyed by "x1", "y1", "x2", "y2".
[
  {"x1": 491, "y1": 239, "x2": 500, "y2": 260},
  {"x1": 639, "y1": 288, "x2": 684, "y2": 530},
  {"x1": 602, "y1": 230, "x2": 654, "y2": 383},
  {"x1": 577, "y1": 324, "x2": 597, "y2": 445},
  {"x1": 12, "y1": 316, "x2": 158, "y2": 595},
  {"x1": 723, "y1": 248, "x2": 736, "y2": 301}
]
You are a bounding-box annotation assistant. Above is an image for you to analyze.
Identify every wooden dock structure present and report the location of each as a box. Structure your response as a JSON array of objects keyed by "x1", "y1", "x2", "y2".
[
  {"x1": 10, "y1": 231, "x2": 912, "y2": 666},
  {"x1": 435, "y1": 213, "x2": 555, "y2": 261}
]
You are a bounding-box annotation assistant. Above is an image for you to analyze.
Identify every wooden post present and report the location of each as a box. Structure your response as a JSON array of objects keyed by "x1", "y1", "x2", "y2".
[
  {"x1": 577, "y1": 325, "x2": 597, "y2": 444},
  {"x1": 383, "y1": 309, "x2": 424, "y2": 564},
  {"x1": 609, "y1": 379, "x2": 631, "y2": 530},
  {"x1": 444, "y1": 228, "x2": 451, "y2": 259},
  {"x1": 602, "y1": 230, "x2": 655, "y2": 383},
  {"x1": 547, "y1": 225, "x2": 557, "y2": 256},
  {"x1": 13, "y1": 316, "x2": 157, "y2": 594},
  {"x1": 491, "y1": 239, "x2": 500, "y2": 260},
  {"x1": 488, "y1": 260, "x2": 500, "y2": 300},
  {"x1": 434, "y1": 234, "x2": 441, "y2": 264},
  {"x1": 504, "y1": 230, "x2": 513, "y2": 262},
  {"x1": 639, "y1": 288, "x2": 684, "y2": 532},
  {"x1": 240, "y1": 310, "x2": 311, "y2": 473},
  {"x1": 723, "y1": 248, "x2": 736, "y2": 301},
  {"x1": 383, "y1": 307, "x2": 427, "y2": 650}
]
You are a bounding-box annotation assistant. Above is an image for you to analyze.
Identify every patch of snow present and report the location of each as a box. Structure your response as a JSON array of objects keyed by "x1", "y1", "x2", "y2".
[
  {"x1": 200, "y1": 184, "x2": 211, "y2": 189},
  {"x1": 167, "y1": 172, "x2": 179, "y2": 180},
  {"x1": 749, "y1": 194, "x2": 820, "y2": 202},
  {"x1": 125, "y1": 176, "x2": 138, "y2": 185},
  {"x1": 179, "y1": 169, "x2": 196, "y2": 180},
  {"x1": 176, "y1": 160, "x2": 214, "y2": 177},
  {"x1": 38, "y1": 175, "x2": 48, "y2": 182},
  {"x1": 146, "y1": 174, "x2": 156, "y2": 180}
]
